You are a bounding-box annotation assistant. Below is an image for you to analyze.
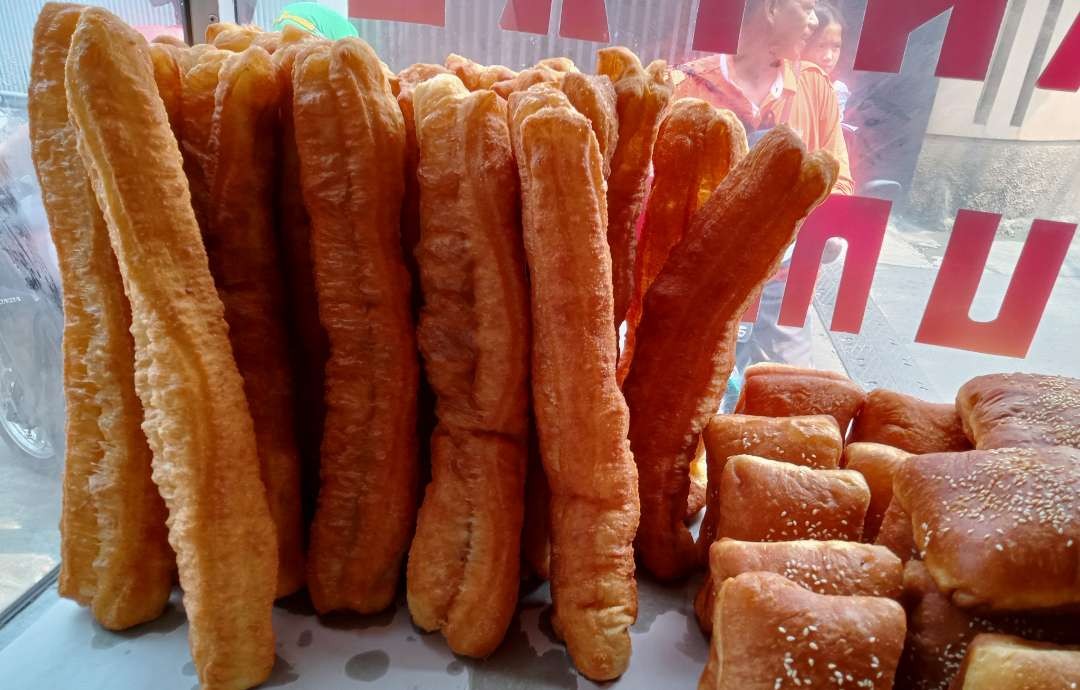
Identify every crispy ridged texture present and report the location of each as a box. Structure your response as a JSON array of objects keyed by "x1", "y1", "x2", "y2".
[
  {"x1": 510, "y1": 94, "x2": 639, "y2": 681},
  {"x1": 445, "y1": 53, "x2": 516, "y2": 91},
  {"x1": 619, "y1": 99, "x2": 746, "y2": 382},
  {"x1": 149, "y1": 43, "x2": 182, "y2": 132},
  {"x1": 193, "y1": 47, "x2": 305, "y2": 597},
  {"x1": 206, "y1": 22, "x2": 259, "y2": 45},
  {"x1": 65, "y1": 8, "x2": 276, "y2": 689},
  {"x1": 521, "y1": 425, "x2": 551, "y2": 579},
  {"x1": 151, "y1": 34, "x2": 186, "y2": 48},
  {"x1": 405, "y1": 75, "x2": 530, "y2": 657},
  {"x1": 492, "y1": 65, "x2": 565, "y2": 99},
  {"x1": 596, "y1": 47, "x2": 672, "y2": 327},
  {"x1": 294, "y1": 39, "x2": 417, "y2": 614},
  {"x1": 559, "y1": 72, "x2": 618, "y2": 178},
  {"x1": 622, "y1": 127, "x2": 838, "y2": 581},
  {"x1": 177, "y1": 48, "x2": 229, "y2": 233}
]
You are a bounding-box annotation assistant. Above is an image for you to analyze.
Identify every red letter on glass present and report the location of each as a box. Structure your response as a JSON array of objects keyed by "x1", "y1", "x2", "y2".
[
  {"x1": 691, "y1": 0, "x2": 745, "y2": 54},
  {"x1": 499, "y1": 0, "x2": 553, "y2": 34},
  {"x1": 348, "y1": 0, "x2": 445, "y2": 26},
  {"x1": 1037, "y1": 11, "x2": 1080, "y2": 92},
  {"x1": 560, "y1": 0, "x2": 610, "y2": 42},
  {"x1": 777, "y1": 195, "x2": 891, "y2": 332},
  {"x1": 915, "y1": 211, "x2": 1076, "y2": 358},
  {"x1": 854, "y1": 0, "x2": 1007, "y2": 80}
]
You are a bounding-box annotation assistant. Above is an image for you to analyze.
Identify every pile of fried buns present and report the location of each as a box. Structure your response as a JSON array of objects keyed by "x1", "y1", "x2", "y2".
[{"x1": 27, "y1": 4, "x2": 1078, "y2": 690}]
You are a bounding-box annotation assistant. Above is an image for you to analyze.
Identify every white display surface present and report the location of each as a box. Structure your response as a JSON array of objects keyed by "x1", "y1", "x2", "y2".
[{"x1": 0, "y1": 575, "x2": 706, "y2": 689}]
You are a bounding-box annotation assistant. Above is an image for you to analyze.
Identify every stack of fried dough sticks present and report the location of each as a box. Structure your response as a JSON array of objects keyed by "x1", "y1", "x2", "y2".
[{"x1": 29, "y1": 5, "x2": 835, "y2": 688}]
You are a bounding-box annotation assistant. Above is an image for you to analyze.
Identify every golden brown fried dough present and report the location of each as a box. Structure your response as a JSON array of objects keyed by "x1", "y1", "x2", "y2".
[
  {"x1": 509, "y1": 91, "x2": 638, "y2": 681},
  {"x1": 620, "y1": 99, "x2": 747, "y2": 380},
  {"x1": 405, "y1": 74, "x2": 530, "y2": 658},
  {"x1": 699, "y1": 414, "x2": 843, "y2": 559},
  {"x1": 622, "y1": 127, "x2": 838, "y2": 580},
  {"x1": 954, "y1": 634, "x2": 1080, "y2": 690},
  {"x1": 66, "y1": 8, "x2": 276, "y2": 688},
  {"x1": 686, "y1": 439, "x2": 707, "y2": 520},
  {"x1": 736, "y1": 363, "x2": 867, "y2": 432},
  {"x1": 875, "y1": 498, "x2": 919, "y2": 563},
  {"x1": 492, "y1": 65, "x2": 565, "y2": 99},
  {"x1": 849, "y1": 388, "x2": 971, "y2": 454},
  {"x1": 894, "y1": 447, "x2": 1080, "y2": 611},
  {"x1": 521, "y1": 425, "x2": 551, "y2": 580},
  {"x1": 699, "y1": 571, "x2": 906, "y2": 690},
  {"x1": 956, "y1": 373, "x2": 1080, "y2": 450},
  {"x1": 151, "y1": 33, "x2": 186, "y2": 47},
  {"x1": 558, "y1": 72, "x2": 618, "y2": 178},
  {"x1": 177, "y1": 48, "x2": 229, "y2": 232},
  {"x1": 148, "y1": 43, "x2": 182, "y2": 132},
  {"x1": 537, "y1": 56, "x2": 577, "y2": 72},
  {"x1": 596, "y1": 47, "x2": 673, "y2": 327},
  {"x1": 695, "y1": 539, "x2": 903, "y2": 635},
  {"x1": 212, "y1": 27, "x2": 260, "y2": 52},
  {"x1": 842, "y1": 442, "x2": 912, "y2": 542},
  {"x1": 30, "y1": 2, "x2": 173, "y2": 627},
  {"x1": 444, "y1": 53, "x2": 516, "y2": 91},
  {"x1": 716, "y1": 455, "x2": 870, "y2": 543},
  {"x1": 294, "y1": 39, "x2": 418, "y2": 615}
]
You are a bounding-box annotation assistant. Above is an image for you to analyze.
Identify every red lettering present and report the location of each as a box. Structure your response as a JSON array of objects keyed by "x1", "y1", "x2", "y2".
[
  {"x1": 691, "y1": 0, "x2": 745, "y2": 54},
  {"x1": 914, "y1": 211, "x2": 1076, "y2": 358},
  {"x1": 348, "y1": 0, "x2": 445, "y2": 26},
  {"x1": 778, "y1": 195, "x2": 891, "y2": 333},
  {"x1": 1037, "y1": 10, "x2": 1080, "y2": 92},
  {"x1": 559, "y1": 0, "x2": 610, "y2": 42},
  {"x1": 854, "y1": 0, "x2": 1007, "y2": 80},
  {"x1": 499, "y1": 0, "x2": 552, "y2": 34}
]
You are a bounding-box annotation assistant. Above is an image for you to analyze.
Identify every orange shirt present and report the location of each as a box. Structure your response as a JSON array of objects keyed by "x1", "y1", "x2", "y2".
[{"x1": 672, "y1": 55, "x2": 854, "y2": 195}]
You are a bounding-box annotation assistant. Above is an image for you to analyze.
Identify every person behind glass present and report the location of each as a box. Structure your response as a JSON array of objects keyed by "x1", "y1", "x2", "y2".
[
  {"x1": 670, "y1": 0, "x2": 854, "y2": 407},
  {"x1": 802, "y1": 1, "x2": 850, "y2": 122}
]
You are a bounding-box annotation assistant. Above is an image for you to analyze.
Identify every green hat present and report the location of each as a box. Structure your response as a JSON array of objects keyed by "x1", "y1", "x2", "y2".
[{"x1": 273, "y1": 2, "x2": 358, "y2": 40}]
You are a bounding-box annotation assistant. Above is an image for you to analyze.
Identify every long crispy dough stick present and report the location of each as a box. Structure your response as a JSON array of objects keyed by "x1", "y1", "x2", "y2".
[
  {"x1": 204, "y1": 47, "x2": 306, "y2": 597},
  {"x1": 65, "y1": 8, "x2": 277, "y2": 688},
  {"x1": 618, "y1": 98, "x2": 747, "y2": 383},
  {"x1": 510, "y1": 91, "x2": 639, "y2": 682},
  {"x1": 623, "y1": 127, "x2": 838, "y2": 581},
  {"x1": 294, "y1": 39, "x2": 418, "y2": 614},
  {"x1": 559, "y1": 71, "x2": 619, "y2": 179},
  {"x1": 596, "y1": 47, "x2": 672, "y2": 328},
  {"x1": 406, "y1": 74, "x2": 530, "y2": 657}
]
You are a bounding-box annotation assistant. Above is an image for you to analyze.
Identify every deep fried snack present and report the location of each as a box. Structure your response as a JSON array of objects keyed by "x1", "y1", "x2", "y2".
[
  {"x1": 521, "y1": 426, "x2": 551, "y2": 580},
  {"x1": 898, "y1": 560, "x2": 1080, "y2": 690},
  {"x1": 735, "y1": 363, "x2": 867, "y2": 432},
  {"x1": 596, "y1": 47, "x2": 673, "y2": 327},
  {"x1": 294, "y1": 39, "x2": 418, "y2": 615},
  {"x1": 492, "y1": 65, "x2": 565, "y2": 99},
  {"x1": 954, "y1": 634, "x2": 1080, "y2": 690},
  {"x1": 699, "y1": 414, "x2": 843, "y2": 559},
  {"x1": 537, "y1": 56, "x2": 577, "y2": 72},
  {"x1": 444, "y1": 53, "x2": 516, "y2": 91},
  {"x1": 509, "y1": 92, "x2": 638, "y2": 681},
  {"x1": 204, "y1": 20, "x2": 244, "y2": 43},
  {"x1": 699, "y1": 571, "x2": 906, "y2": 690},
  {"x1": 620, "y1": 99, "x2": 747, "y2": 380},
  {"x1": 842, "y1": 442, "x2": 912, "y2": 541},
  {"x1": 695, "y1": 539, "x2": 902, "y2": 635},
  {"x1": 405, "y1": 74, "x2": 530, "y2": 658},
  {"x1": 193, "y1": 47, "x2": 305, "y2": 597},
  {"x1": 177, "y1": 48, "x2": 229, "y2": 232},
  {"x1": 894, "y1": 447, "x2": 1080, "y2": 611},
  {"x1": 686, "y1": 439, "x2": 707, "y2": 520},
  {"x1": 849, "y1": 388, "x2": 971, "y2": 454},
  {"x1": 956, "y1": 373, "x2": 1080, "y2": 450},
  {"x1": 875, "y1": 498, "x2": 919, "y2": 562},
  {"x1": 716, "y1": 455, "x2": 870, "y2": 543},
  {"x1": 66, "y1": 8, "x2": 276, "y2": 687},
  {"x1": 30, "y1": 2, "x2": 172, "y2": 626},
  {"x1": 558, "y1": 72, "x2": 618, "y2": 178},
  {"x1": 151, "y1": 33, "x2": 186, "y2": 47},
  {"x1": 212, "y1": 27, "x2": 259, "y2": 52},
  {"x1": 148, "y1": 43, "x2": 182, "y2": 132},
  {"x1": 622, "y1": 127, "x2": 838, "y2": 580}
]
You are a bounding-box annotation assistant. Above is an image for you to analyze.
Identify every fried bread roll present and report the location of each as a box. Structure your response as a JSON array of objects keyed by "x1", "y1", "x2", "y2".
[
  {"x1": 405, "y1": 74, "x2": 530, "y2": 657},
  {"x1": 558, "y1": 72, "x2": 618, "y2": 178},
  {"x1": 849, "y1": 388, "x2": 970, "y2": 454},
  {"x1": 699, "y1": 571, "x2": 906, "y2": 690},
  {"x1": 894, "y1": 447, "x2": 1080, "y2": 611},
  {"x1": 622, "y1": 127, "x2": 838, "y2": 580},
  {"x1": 716, "y1": 455, "x2": 870, "y2": 543},
  {"x1": 736, "y1": 363, "x2": 867, "y2": 432},
  {"x1": 695, "y1": 539, "x2": 902, "y2": 635},
  {"x1": 30, "y1": 2, "x2": 172, "y2": 627},
  {"x1": 65, "y1": 7, "x2": 276, "y2": 687},
  {"x1": 294, "y1": 39, "x2": 418, "y2": 615},
  {"x1": 699, "y1": 414, "x2": 843, "y2": 558},
  {"x1": 954, "y1": 634, "x2": 1080, "y2": 690},
  {"x1": 875, "y1": 498, "x2": 919, "y2": 562},
  {"x1": 956, "y1": 373, "x2": 1080, "y2": 450},
  {"x1": 509, "y1": 89, "x2": 638, "y2": 681},
  {"x1": 596, "y1": 47, "x2": 673, "y2": 327},
  {"x1": 620, "y1": 99, "x2": 747, "y2": 381},
  {"x1": 842, "y1": 442, "x2": 912, "y2": 541},
  {"x1": 444, "y1": 53, "x2": 516, "y2": 91}
]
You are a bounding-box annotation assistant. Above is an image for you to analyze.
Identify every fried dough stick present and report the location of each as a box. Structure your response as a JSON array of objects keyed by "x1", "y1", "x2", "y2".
[
  {"x1": 405, "y1": 74, "x2": 530, "y2": 657},
  {"x1": 619, "y1": 99, "x2": 747, "y2": 382},
  {"x1": 445, "y1": 52, "x2": 516, "y2": 90},
  {"x1": 510, "y1": 90, "x2": 639, "y2": 681},
  {"x1": 30, "y1": 2, "x2": 172, "y2": 627},
  {"x1": 596, "y1": 47, "x2": 672, "y2": 328},
  {"x1": 66, "y1": 8, "x2": 276, "y2": 689},
  {"x1": 293, "y1": 39, "x2": 418, "y2": 614},
  {"x1": 559, "y1": 72, "x2": 618, "y2": 178},
  {"x1": 623, "y1": 127, "x2": 838, "y2": 580}
]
